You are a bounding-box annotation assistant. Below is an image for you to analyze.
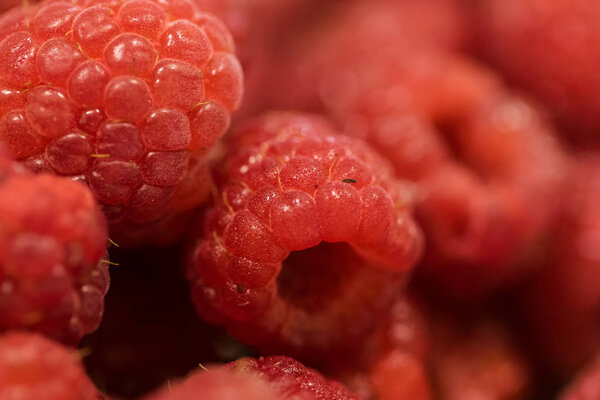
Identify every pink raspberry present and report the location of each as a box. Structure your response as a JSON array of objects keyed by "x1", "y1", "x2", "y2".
[
  {"x1": 144, "y1": 368, "x2": 279, "y2": 400},
  {"x1": 476, "y1": 0, "x2": 600, "y2": 146},
  {"x1": 559, "y1": 359, "x2": 600, "y2": 400},
  {"x1": 0, "y1": 332, "x2": 101, "y2": 400},
  {"x1": 226, "y1": 356, "x2": 360, "y2": 400},
  {"x1": 0, "y1": 146, "x2": 109, "y2": 344},
  {"x1": 187, "y1": 112, "x2": 422, "y2": 361},
  {"x1": 0, "y1": 0, "x2": 243, "y2": 245}
]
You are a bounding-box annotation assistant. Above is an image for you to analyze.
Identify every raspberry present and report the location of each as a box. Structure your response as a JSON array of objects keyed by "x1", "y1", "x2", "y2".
[
  {"x1": 521, "y1": 156, "x2": 600, "y2": 375},
  {"x1": 267, "y1": 2, "x2": 568, "y2": 299},
  {"x1": 331, "y1": 296, "x2": 432, "y2": 400},
  {"x1": 187, "y1": 112, "x2": 422, "y2": 361},
  {"x1": 0, "y1": 332, "x2": 101, "y2": 400},
  {"x1": 430, "y1": 316, "x2": 530, "y2": 400},
  {"x1": 143, "y1": 368, "x2": 279, "y2": 400},
  {"x1": 0, "y1": 0, "x2": 243, "y2": 245},
  {"x1": 0, "y1": 146, "x2": 109, "y2": 344},
  {"x1": 476, "y1": 0, "x2": 600, "y2": 145},
  {"x1": 226, "y1": 356, "x2": 360, "y2": 400},
  {"x1": 560, "y1": 359, "x2": 600, "y2": 400}
]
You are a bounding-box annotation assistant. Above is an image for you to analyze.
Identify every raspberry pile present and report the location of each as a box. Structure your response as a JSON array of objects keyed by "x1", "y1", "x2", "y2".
[
  {"x1": 0, "y1": 146, "x2": 108, "y2": 344},
  {"x1": 3, "y1": 0, "x2": 600, "y2": 399},
  {"x1": 0, "y1": 0, "x2": 243, "y2": 245}
]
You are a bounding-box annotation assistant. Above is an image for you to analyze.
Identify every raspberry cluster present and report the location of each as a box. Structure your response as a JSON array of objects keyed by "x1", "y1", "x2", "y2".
[
  {"x1": 0, "y1": 0, "x2": 243, "y2": 245},
  {"x1": 0, "y1": 146, "x2": 108, "y2": 344},
  {"x1": 2, "y1": 0, "x2": 600, "y2": 398}
]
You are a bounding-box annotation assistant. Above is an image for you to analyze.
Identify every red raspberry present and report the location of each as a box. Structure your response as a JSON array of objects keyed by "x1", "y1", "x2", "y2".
[
  {"x1": 331, "y1": 296, "x2": 432, "y2": 400},
  {"x1": 521, "y1": 156, "x2": 600, "y2": 375},
  {"x1": 267, "y1": 2, "x2": 568, "y2": 299},
  {"x1": 0, "y1": 146, "x2": 109, "y2": 344},
  {"x1": 476, "y1": 0, "x2": 600, "y2": 145},
  {"x1": 559, "y1": 359, "x2": 600, "y2": 400},
  {"x1": 429, "y1": 315, "x2": 531, "y2": 400},
  {"x1": 226, "y1": 356, "x2": 360, "y2": 400},
  {"x1": 0, "y1": 0, "x2": 243, "y2": 245},
  {"x1": 144, "y1": 368, "x2": 279, "y2": 400},
  {"x1": 0, "y1": 332, "x2": 101, "y2": 400},
  {"x1": 187, "y1": 112, "x2": 422, "y2": 361}
]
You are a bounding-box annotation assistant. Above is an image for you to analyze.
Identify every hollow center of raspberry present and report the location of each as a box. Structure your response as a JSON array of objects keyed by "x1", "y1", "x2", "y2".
[{"x1": 277, "y1": 242, "x2": 362, "y2": 311}]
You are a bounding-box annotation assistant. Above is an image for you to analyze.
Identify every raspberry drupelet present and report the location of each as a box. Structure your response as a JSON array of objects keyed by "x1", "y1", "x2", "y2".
[
  {"x1": 146, "y1": 355, "x2": 359, "y2": 400},
  {"x1": 225, "y1": 356, "x2": 360, "y2": 400},
  {"x1": 144, "y1": 368, "x2": 280, "y2": 400},
  {"x1": 0, "y1": 146, "x2": 109, "y2": 344},
  {"x1": 267, "y1": 2, "x2": 568, "y2": 299},
  {"x1": 0, "y1": 332, "x2": 102, "y2": 400},
  {"x1": 0, "y1": 0, "x2": 243, "y2": 245},
  {"x1": 187, "y1": 112, "x2": 423, "y2": 361}
]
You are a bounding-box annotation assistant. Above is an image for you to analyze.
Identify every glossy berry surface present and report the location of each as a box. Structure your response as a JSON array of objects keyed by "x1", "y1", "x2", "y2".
[
  {"x1": 0, "y1": 332, "x2": 100, "y2": 400},
  {"x1": 0, "y1": 0, "x2": 243, "y2": 244},
  {"x1": 187, "y1": 112, "x2": 422, "y2": 360},
  {"x1": 226, "y1": 355, "x2": 360, "y2": 400},
  {"x1": 0, "y1": 146, "x2": 108, "y2": 344}
]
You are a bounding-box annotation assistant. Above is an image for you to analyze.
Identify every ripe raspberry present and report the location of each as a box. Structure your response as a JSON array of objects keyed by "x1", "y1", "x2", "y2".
[
  {"x1": 559, "y1": 359, "x2": 600, "y2": 400},
  {"x1": 144, "y1": 368, "x2": 279, "y2": 400},
  {"x1": 430, "y1": 316, "x2": 530, "y2": 400},
  {"x1": 226, "y1": 356, "x2": 360, "y2": 400},
  {"x1": 521, "y1": 156, "x2": 600, "y2": 375},
  {"x1": 0, "y1": 332, "x2": 101, "y2": 400},
  {"x1": 267, "y1": 2, "x2": 568, "y2": 299},
  {"x1": 476, "y1": 0, "x2": 600, "y2": 145},
  {"x1": 331, "y1": 296, "x2": 432, "y2": 400},
  {"x1": 0, "y1": 0, "x2": 243, "y2": 245},
  {"x1": 187, "y1": 112, "x2": 422, "y2": 361},
  {"x1": 0, "y1": 146, "x2": 109, "y2": 344}
]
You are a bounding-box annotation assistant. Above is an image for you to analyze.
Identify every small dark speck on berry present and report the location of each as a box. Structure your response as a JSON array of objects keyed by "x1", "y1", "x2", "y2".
[
  {"x1": 236, "y1": 284, "x2": 245, "y2": 294},
  {"x1": 342, "y1": 178, "x2": 357, "y2": 183}
]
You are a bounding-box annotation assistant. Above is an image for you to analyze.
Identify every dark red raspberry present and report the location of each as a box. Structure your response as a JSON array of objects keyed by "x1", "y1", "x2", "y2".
[
  {"x1": 0, "y1": 332, "x2": 101, "y2": 399},
  {"x1": 476, "y1": 0, "x2": 600, "y2": 145},
  {"x1": 144, "y1": 368, "x2": 279, "y2": 400},
  {"x1": 226, "y1": 356, "x2": 360, "y2": 400},
  {"x1": 0, "y1": 146, "x2": 109, "y2": 344},
  {"x1": 521, "y1": 156, "x2": 600, "y2": 375},
  {"x1": 559, "y1": 359, "x2": 600, "y2": 400},
  {"x1": 187, "y1": 112, "x2": 422, "y2": 361},
  {"x1": 267, "y1": 2, "x2": 568, "y2": 299},
  {"x1": 0, "y1": 0, "x2": 243, "y2": 245}
]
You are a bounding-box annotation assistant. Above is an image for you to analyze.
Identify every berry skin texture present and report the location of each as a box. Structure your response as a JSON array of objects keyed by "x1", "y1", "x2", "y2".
[
  {"x1": 0, "y1": 146, "x2": 109, "y2": 344},
  {"x1": 225, "y1": 356, "x2": 360, "y2": 400},
  {"x1": 187, "y1": 112, "x2": 423, "y2": 361},
  {"x1": 144, "y1": 368, "x2": 280, "y2": 400},
  {"x1": 0, "y1": 332, "x2": 100, "y2": 400},
  {"x1": 0, "y1": 0, "x2": 243, "y2": 245}
]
